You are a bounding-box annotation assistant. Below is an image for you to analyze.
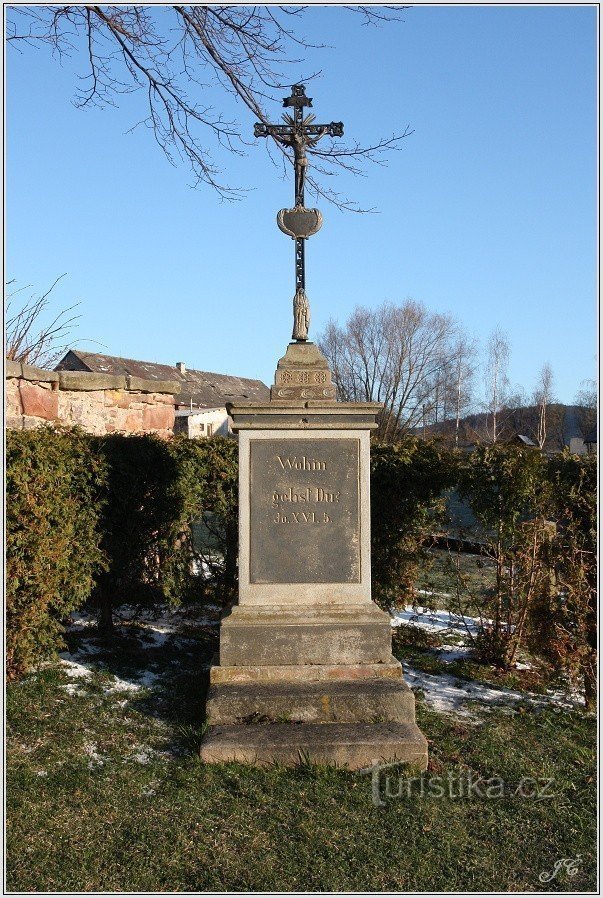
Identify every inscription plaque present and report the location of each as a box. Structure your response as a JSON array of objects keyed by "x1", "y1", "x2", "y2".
[{"x1": 249, "y1": 438, "x2": 360, "y2": 584}]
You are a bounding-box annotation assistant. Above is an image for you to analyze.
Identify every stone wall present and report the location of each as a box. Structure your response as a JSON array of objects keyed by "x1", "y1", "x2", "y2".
[{"x1": 5, "y1": 360, "x2": 180, "y2": 437}]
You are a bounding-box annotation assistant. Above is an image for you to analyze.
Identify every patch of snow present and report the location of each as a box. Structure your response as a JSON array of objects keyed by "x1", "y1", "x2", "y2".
[
  {"x1": 36, "y1": 770, "x2": 48, "y2": 777},
  {"x1": 140, "y1": 779, "x2": 159, "y2": 797},
  {"x1": 404, "y1": 663, "x2": 584, "y2": 719},
  {"x1": 68, "y1": 611, "x2": 97, "y2": 630},
  {"x1": 392, "y1": 605, "x2": 486, "y2": 637},
  {"x1": 136, "y1": 626, "x2": 173, "y2": 647},
  {"x1": 432, "y1": 644, "x2": 474, "y2": 664},
  {"x1": 103, "y1": 676, "x2": 142, "y2": 694},
  {"x1": 59, "y1": 655, "x2": 94, "y2": 678},
  {"x1": 102, "y1": 668, "x2": 162, "y2": 693},
  {"x1": 135, "y1": 670, "x2": 160, "y2": 688},
  {"x1": 114, "y1": 604, "x2": 139, "y2": 619},
  {"x1": 83, "y1": 741, "x2": 105, "y2": 768},
  {"x1": 130, "y1": 748, "x2": 153, "y2": 764},
  {"x1": 60, "y1": 683, "x2": 87, "y2": 696},
  {"x1": 545, "y1": 687, "x2": 585, "y2": 709},
  {"x1": 514, "y1": 661, "x2": 532, "y2": 671}
]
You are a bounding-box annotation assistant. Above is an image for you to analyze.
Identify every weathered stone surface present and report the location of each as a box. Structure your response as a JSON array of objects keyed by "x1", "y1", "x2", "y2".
[
  {"x1": 126, "y1": 375, "x2": 180, "y2": 394},
  {"x1": 6, "y1": 379, "x2": 22, "y2": 416},
  {"x1": 206, "y1": 679, "x2": 417, "y2": 725},
  {"x1": 22, "y1": 415, "x2": 49, "y2": 430},
  {"x1": 125, "y1": 413, "x2": 142, "y2": 432},
  {"x1": 19, "y1": 381, "x2": 59, "y2": 420},
  {"x1": 228, "y1": 402, "x2": 383, "y2": 431},
  {"x1": 275, "y1": 342, "x2": 330, "y2": 370},
  {"x1": 58, "y1": 371, "x2": 126, "y2": 391},
  {"x1": 199, "y1": 722, "x2": 428, "y2": 770},
  {"x1": 219, "y1": 604, "x2": 391, "y2": 666},
  {"x1": 21, "y1": 364, "x2": 58, "y2": 383},
  {"x1": 57, "y1": 391, "x2": 105, "y2": 433},
  {"x1": 105, "y1": 389, "x2": 132, "y2": 409},
  {"x1": 249, "y1": 438, "x2": 360, "y2": 585},
  {"x1": 5, "y1": 360, "x2": 22, "y2": 378},
  {"x1": 271, "y1": 341, "x2": 336, "y2": 402},
  {"x1": 210, "y1": 655, "x2": 404, "y2": 684},
  {"x1": 5, "y1": 370, "x2": 177, "y2": 436},
  {"x1": 237, "y1": 422, "x2": 373, "y2": 607},
  {"x1": 143, "y1": 404, "x2": 174, "y2": 431}
]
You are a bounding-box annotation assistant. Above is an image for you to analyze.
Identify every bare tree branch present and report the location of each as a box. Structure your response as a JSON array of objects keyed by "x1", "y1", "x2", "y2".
[
  {"x1": 5, "y1": 275, "x2": 102, "y2": 369},
  {"x1": 7, "y1": 5, "x2": 410, "y2": 208},
  {"x1": 318, "y1": 300, "x2": 467, "y2": 440}
]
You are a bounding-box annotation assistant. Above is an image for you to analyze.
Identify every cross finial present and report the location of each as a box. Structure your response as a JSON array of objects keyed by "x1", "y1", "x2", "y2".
[{"x1": 282, "y1": 84, "x2": 313, "y2": 109}]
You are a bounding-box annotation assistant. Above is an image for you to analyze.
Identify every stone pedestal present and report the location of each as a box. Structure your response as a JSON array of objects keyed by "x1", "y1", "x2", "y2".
[{"x1": 200, "y1": 343, "x2": 427, "y2": 769}]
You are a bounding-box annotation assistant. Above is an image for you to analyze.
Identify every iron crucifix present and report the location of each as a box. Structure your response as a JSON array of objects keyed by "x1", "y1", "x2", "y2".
[
  {"x1": 254, "y1": 85, "x2": 343, "y2": 341},
  {"x1": 254, "y1": 84, "x2": 343, "y2": 207}
]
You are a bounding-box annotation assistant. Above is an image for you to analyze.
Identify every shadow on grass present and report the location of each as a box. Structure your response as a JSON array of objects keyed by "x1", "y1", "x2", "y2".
[{"x1": 62, "y1": 603, "x2": 221, "y2": 755}]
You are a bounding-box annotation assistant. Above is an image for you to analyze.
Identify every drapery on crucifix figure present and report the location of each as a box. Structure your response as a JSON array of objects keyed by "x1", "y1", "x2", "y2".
[{"x1": 254, "y1": 84, "x2": 343, "y2": 341}]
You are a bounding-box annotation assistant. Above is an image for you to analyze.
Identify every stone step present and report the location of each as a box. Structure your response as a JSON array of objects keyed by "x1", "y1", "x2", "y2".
[
  {"x1": 206, "y1": 679, "x2": 417, "y2": 725},
  {"x1": 219, "y1": 603, "x2": 392, "y2": 666},
  {"x1": 209, "y1": 654, "x2": 404, "y2": 684},
  {"x1": 199, "y1": 721, "x2": 428, "y2": 770}
]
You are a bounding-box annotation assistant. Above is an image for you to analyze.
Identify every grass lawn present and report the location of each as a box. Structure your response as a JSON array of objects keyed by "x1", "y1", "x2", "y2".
[{"x1": 6, "y1": 604, "x2": 597, "y2": 893}]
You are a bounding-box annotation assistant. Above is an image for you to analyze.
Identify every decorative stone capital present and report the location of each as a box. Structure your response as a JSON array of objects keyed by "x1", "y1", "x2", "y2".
[{"x1": 270, "y1": 341, "x2": 336, "y2": 402}]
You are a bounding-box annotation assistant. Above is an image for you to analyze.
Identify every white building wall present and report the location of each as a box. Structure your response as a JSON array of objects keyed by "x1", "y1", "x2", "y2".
[{"x1": 175, "y1": 407, "x2": 231, "y2": 438}]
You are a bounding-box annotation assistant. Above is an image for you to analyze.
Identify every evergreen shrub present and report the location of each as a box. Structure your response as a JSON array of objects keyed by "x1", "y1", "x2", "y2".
[
  {"x1": 370, "y1": 438, "x2": 457, "y2": 610},
  {"x1": 6, "y1": 427, "x2": 107, "y2": 679}
]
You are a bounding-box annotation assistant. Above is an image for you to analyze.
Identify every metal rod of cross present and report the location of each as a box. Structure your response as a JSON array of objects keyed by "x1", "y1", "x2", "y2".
[{"x1": 254, "y1": 84, "x2": 344, "y2": 341}]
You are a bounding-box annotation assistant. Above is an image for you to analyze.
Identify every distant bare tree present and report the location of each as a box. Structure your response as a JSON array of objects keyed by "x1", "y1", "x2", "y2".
[
  {"x1": 575, "y1": 378, "x2": 597, "y2": 439},
  {"x1": 532, "y1": 363, "x2": 555, "y2": 449},
  {"x1": 483, "y1": 327, "x2": 511, "y2": 443},
  {"x1": 448, "y1": 334, "x2": 478, "y2": 447},
  {"x1": 318, "y1": 300, "x2": 461, "y2": 441},
  {"x1": 7, "y1": 5, "x2": 411, "y2": 209},
  {"x1": 5, "y1": 275, "x2": 81, "y2": 369}
]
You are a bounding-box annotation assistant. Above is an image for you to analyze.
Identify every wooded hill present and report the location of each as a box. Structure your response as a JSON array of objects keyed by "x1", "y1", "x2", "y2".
[{"x1": 412, "y1": 403, "x2": 595, "y2": 451}]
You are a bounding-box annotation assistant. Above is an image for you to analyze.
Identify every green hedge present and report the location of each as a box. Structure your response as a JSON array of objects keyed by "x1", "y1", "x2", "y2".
[
  {"x1": 91, "y1": 434, "x2": 179, "y2": 632},
  {"x1": 6, "y1": 430, "x2": 240, "y2": 673},
  {"x1": 371, "y1": 439, "x2": 457, "y2": 610},
  {"x1": 163, "y1": 436, "x2": 238, "y2": 603},
  {"x1": 90, "y1": 434, "x2": 239, "y2": 631},
  {"x1": 6, "y1": 428, "x2": 108, "y2": 679},
  {"x1": 7, "y1": 428, "x2": 595, "y2": 691}
]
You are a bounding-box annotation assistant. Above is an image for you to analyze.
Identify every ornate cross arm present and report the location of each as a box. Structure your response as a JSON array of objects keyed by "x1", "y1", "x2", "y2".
[{"x1": 254, "y1": 122, "x2": 344, "y2": 139}]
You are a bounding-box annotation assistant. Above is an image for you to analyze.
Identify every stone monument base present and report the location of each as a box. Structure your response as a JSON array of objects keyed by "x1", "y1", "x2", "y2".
[
  {"x1": 199, "y1": 721, "x2": 427, "y2": 770},
  {"x1": 201, "y1": 604, "x2": 428, "y2": 770}
]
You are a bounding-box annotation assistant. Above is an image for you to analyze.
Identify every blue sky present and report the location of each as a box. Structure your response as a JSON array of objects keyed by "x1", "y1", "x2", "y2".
[{"x1": 6, "y1": 4, "x2": 597, "y2": 404}]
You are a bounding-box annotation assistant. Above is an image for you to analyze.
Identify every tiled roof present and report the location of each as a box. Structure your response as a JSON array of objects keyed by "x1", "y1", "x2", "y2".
[{"x1": 55, "y1": 350, "x2": 269, "y2": 408}]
